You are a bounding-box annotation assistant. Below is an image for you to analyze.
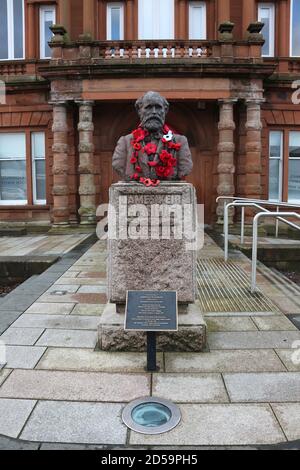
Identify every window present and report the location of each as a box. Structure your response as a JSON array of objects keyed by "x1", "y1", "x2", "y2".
[
  {"x1": 291, "y1": 0, "x2": 300, "y2": 56},
  {"x1": 288, "y1": 132, "x2": 300, "y2": 202},
  {"x1": 0, "y1": 0, "x2": 24, "y2": 60},
  {"x1": 40, "y1": 5, "x2": 56, "y2": 59},
  {"x1": 138, "y1": 0, "x2": 174, "y2": 40},
  {"x1": 0, "y1": 132, "x2": 47, "y2": 206},
  {"x1": 189, "y1": 1, "x2": 206, "y2": 40},
  {"x1": 31, "y1": 133, "x2": 46, "y2": 204},
  {"x1": 107, "y1": 3, "x2": 124, "y2": 40},
  {"x1": 258, "y1": 3, "x2": 275, "y2": 57},
  {"x1": 0, "y1": 133, "x2": 27, "y2": 204},
  {"x1": 269, "y1": 131, "x2": 283, "y2": 202}
]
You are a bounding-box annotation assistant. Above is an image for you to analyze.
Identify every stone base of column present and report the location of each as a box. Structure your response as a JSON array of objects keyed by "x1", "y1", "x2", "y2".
[{"x1": 98, "y1": 302, "x2": 207, "y2": 353}]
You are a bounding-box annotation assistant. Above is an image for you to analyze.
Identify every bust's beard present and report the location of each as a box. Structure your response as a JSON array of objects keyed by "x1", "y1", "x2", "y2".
[{"x1": 142, "y1": 118, "x2": 164, "y2": 133}]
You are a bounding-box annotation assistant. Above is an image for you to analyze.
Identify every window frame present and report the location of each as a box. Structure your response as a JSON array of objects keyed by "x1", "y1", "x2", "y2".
[
  {"x1": 0, "y1": 0, "x2": 25, "y2": 61},
  {"x1": 268, "y1": 130, "x2": 283, "y2": 203},
  {"x1": 39, "y1": 4, "x2": 56, "y2": 60},
  {"x1": 290, "y1": 0, "x2": 300, "y2": 57},
  {"x1": 258, "y1": 2, "x2": 275, "y2": 57},
  {"x1": 288, "y1": 130, "x2": 300, "y2": 203},
  {"x1": 31, "y1": 132, "x2": 47, "y2": 205},
  {"x1": 188, "y1": 1, "x2": 207, "y2": 40},
  {"x1": 0, "y1": 130, "x2": 47, "y2": 207},
  {"x1": 106, "y1": 2, "x2": 124, "y2": 41}
]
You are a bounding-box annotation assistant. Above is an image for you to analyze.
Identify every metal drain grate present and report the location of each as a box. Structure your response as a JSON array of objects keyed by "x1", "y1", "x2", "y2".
[{"x1": 197, "y1": 258, "x2": 279, "y2": 313}]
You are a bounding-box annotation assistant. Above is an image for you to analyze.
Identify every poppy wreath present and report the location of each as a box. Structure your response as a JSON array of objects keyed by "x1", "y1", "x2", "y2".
[{"x1": 130, "y1": 125, "x2": 182, "y2": 187}]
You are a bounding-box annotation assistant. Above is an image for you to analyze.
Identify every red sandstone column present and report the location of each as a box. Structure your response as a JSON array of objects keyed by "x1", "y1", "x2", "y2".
[
  {"x1": 27, "y1": 2, "x2": 35, "y2": 59},
  {"x1": 83, "y1": 0, "x2": 96, "y2": 38},
  {"x1": 77, "y1": 101, "x2": 96, "y2": 226},
  {"x1": 178, "y1": 0, "x2": 186, "y2": 39},
  {"x1": 217, "y1": 99, "x2": 237, "y2": 224},
  {"x1": 126, "y1": 0, "x2": 134, "y2": 40},
  {"x1": 242, "y1": 0, "x2": 256, "y2": 37},
  {"x1": 51, "y1": 102, "x2": 70, "y2": 226},
  {"x1": 217, "y1": 0, "x2": 231, "y2": 25},
  {"x1": 58, "y1": 0, "x2": 71, "y2": 38},
  {"x1": 244, "y1": 99, "x2": 264, "y2": 200}
]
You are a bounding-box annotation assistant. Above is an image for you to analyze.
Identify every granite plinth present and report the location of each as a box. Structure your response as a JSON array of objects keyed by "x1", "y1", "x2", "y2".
[
  {"x1": 107, "y1": 182, "x2": 197, "y2": 305},
  {"x1": 98, "y1": 302, "x2": 206, "y2": 352}
]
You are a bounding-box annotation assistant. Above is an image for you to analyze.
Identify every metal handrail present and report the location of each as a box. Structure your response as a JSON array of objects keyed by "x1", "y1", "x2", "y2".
[
  {"x1": 217, "y1": 196, "x2": 300, "y2": 209},
  {"x1": 251, "y1": 212, "x2": 300, "y2": 292}
]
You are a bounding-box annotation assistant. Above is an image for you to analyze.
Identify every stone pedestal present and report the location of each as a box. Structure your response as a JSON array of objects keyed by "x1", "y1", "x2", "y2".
[{"x1": 98, "y1": 182, "x2": 207, "y2": 352}]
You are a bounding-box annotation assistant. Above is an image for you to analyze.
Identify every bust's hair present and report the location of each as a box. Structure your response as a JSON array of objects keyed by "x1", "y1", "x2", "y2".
[{"x1": 135, "y1": 91, "x2": 169, "y2": 114}]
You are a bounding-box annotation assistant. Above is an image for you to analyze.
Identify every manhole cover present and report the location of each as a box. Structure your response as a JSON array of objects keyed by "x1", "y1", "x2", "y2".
[{"x1": 122, "y1": 397, "x2": 181, "y2": 435}]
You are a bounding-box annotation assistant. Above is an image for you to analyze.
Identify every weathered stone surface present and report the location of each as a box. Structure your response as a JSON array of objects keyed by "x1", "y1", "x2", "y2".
[
  {"x1": 20, "y1": 401, "x2": 127, "y2": 445},
  {"x1": 0, "y1": 399, "x2": 36, "y2": 439},
  {"x1": 108, "y1": 182, "x2": 197, "y2": 304},
  {"x1": 129, "y1": 404, "x2": 285, "y2": 446},
  {"x1": 98, "y1": 302, "x2": 206, "y2": 352},
  {"x1": 272, "y1": 404, "x2": 300, "y2": 441}
]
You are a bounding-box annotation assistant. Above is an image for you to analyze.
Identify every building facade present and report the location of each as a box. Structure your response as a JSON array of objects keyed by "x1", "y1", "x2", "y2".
[{"x1": 0, "y1": 0, "x2": 299, "y2": 229}]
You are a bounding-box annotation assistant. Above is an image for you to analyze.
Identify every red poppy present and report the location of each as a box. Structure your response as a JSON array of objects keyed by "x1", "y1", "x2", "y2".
[
  {"x1": 148, "y1": 161, "x2": 158, "y2": 167},
  {"x1": 130, "y1": 157, "x2": 138, "y2": 164},
  {"x1": 143, "y1": 143, "x2": 157, "y2": 155},
  {"x1": 133, "y1": 142, "x2": 142, "y2": 151},
  {"x1": 163, "y1": 125, "x2": 170, "y2": 134},
  {"x1": 131, "y1": 173, "x2": 139, "y2": 180},
  {"x1": 168, "y1": 142, "x2": 182, "y2": 151},
  {"x1": 164, "y1": 167, "x2": 174, "y2": 178},
  {"x1": 160, "y1": 150, "x2": 172, "y2": 164},
  {"x1": 136, "y1": 166, "x2": 142, "y2": 173},
  {"x1": 132, "y1": 128, "x2": 148, "y2": 142},
  {"x1": 156, "y1": 166, "x2": 166, "y2": 177},
  {"x1": 169, "y1": 157, "x2": 177, "y2": 167}
]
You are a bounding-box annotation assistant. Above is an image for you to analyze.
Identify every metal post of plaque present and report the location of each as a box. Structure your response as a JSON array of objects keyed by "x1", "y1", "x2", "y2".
[{"x1": 125, "y1": 291, "x2": 178, "y2": 372}]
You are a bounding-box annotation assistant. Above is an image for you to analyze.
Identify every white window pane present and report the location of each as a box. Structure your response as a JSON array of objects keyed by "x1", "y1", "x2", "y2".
[
  {"x1": 139, "y1": 0, "x2": 174, "y2": 39},
  {"x1": 0, "y1": 160, "x2": 27, "y2": 201},
  {"x1": 260, "y1": 8, "x2": 271, "y2": 55},
  {"x1": 35, "y1": 160, "x2": 46, "y2": 201},
  {"x1": 270, "y1": 131, "x2": 282, "y2": 158},
  {"x1": 269, "y1": 159, "x2": 281, "y2": 200},
  {"x1": 189, "y1": 3, "x2": 206, "y2": 40},
  {"x1": 0, "y1": 133, "x2": 26, "y2": 159},
  {"x1": 0, "y1": 0, "x2": 8, "y2": 59},
  {"x1": 291, "y1": 0, "x2": 300, "y2": 56},
  {"x1": 44, "y1": 11, "x2": 54, "y2": 57},
  {"x1": 32, "y1": 133, "x2": 45, "y2": 159},
  {"x1": 13, "y1": 0, "x2": 24, "y2": 58},
  {"x1": 288, "y1": 160, "x2": 300, "y2": 201},
  {"x1": 111, "y1": 7, "x2": 121, "y2": 40},
  {"x1": 289, "y1": 131, "x2": 300, "y2": 157}
]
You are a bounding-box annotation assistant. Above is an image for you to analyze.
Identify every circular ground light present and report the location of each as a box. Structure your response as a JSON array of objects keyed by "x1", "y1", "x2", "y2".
[{"x1": 122, "y1": 397, "x2": 181, "y2": 435}]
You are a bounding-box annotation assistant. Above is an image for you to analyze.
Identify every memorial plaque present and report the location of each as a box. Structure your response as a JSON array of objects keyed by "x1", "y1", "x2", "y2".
[{"x1": 125, "y1": 291, "x2": 178, "y2": 332}]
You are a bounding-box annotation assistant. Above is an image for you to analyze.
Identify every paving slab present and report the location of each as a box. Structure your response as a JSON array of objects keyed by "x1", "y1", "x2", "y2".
[
  {"x1": 0, "y1": 311, "x2": 25, "y2": 335},
  {"x1": 77, "y1": 286, "x2": 107, "y2": 294},
  {"x1": 12, "y1": 314, "x2": 101, "y2": 331},
  {"x1": 204, "y1": 311, "x2": 279, "y2": 317},
  {"x1": 20, "y1": 401, "x2": 127, "y2": 445},
  {"x1": 206, "y1": 317, "x2": 257, "y2": 332},
  {"x1": 0, "y1": 369, "x2": 12, "y2": 386},
  {"x1": 46, "y1": 285, "x2": 80, "y2": 294},
  {"x1": 209, "y1": 331, "x2": 300, "y2": 350},
  {"x1": 25, "y1": 303, "x2": 76, "y2": 315},
  {"x1": 165, "y1": 350, "x2": 287, "y2": 373},
  {"x1": 275, "y1": 349, "x2": 300, "y2": 372},
  {"x1": 152, "y1": 373, "x2": 228, "y2": 403},
  {"x1": 5, "y1": 346, "x2": 46, "y2": 369},
  {"x1": 71, "y1": 304, "x2": 105, "y2": 316},
  {"x1": 36, "y1": 329, "x2": 98, "y2": 348},
  {"x1": 0, "y1": 328, "x2": 45, "y2": 346},
  {"x1": 0, "y1": 399, "x2": 36, "y2": 439},
  {"x1": 272, "y1": 404, "x2": 300, "y2": 441},
  {"x1": 252, "y1": 316, "x2": 298, "y2": 331},
  {"x1": 38, "y1": 293, "x2": 107, "y2": 304},
  {"x1": 55, "y1": 278, "x2": 106, "y2": 286},
  {"x1": 0, "y1": 435, "x2": 40, "y2": 450},
  {"x1": 224, "y1": 372, "x2": 300, "y2": 402},
  {"x1": 129, "y1": 404, "x2": 285, "y2": 446},
  {"x1": 0, "y1": 296, "x2": 40, "y2": 312},
  {"x1": 36, "y1": 348, "x2": 164, "y2": 372},
  {"x1": 0, "y1": 369, "x2": 150, "y2": 402}
]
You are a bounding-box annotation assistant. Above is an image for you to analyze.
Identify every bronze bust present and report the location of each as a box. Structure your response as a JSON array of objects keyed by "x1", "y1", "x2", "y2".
[{"x1": 112, "y1": 91, "x2": 193, "y2": 186}]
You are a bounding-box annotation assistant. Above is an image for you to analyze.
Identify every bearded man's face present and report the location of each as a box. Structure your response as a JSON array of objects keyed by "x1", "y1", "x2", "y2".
[{"x1": 139, "y1": 96, "x2": 166, "y2": 132}]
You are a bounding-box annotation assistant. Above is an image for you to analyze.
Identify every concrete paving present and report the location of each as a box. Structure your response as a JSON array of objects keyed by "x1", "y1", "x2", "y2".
[{"x1": 0, "y1": 233, "x2": 299, "y2": 448}]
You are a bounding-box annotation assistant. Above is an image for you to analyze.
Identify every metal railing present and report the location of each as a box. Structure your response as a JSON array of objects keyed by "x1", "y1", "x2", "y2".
[{"x1": 217, "y1": 197, "x2": 300, "y2": 293}]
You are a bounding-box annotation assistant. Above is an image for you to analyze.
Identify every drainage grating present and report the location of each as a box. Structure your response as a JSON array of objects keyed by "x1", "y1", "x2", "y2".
[{"x1": 197, "y1": 258, "x2": 279, "y2": 313}]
